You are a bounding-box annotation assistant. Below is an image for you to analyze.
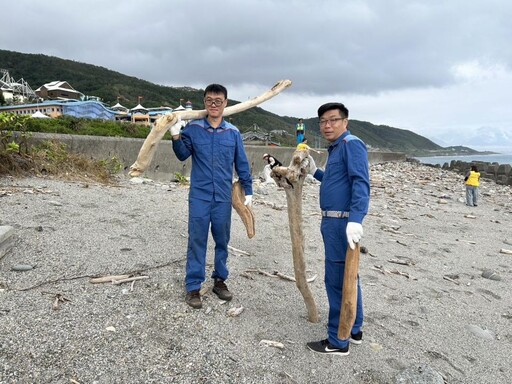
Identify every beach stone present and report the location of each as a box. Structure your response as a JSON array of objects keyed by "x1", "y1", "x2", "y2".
[
  {"x1": 11, "y1": 264, "x2": 34, "y2": 272},
  {"x1": 481, "y1": 269, "x2": 501, "y2": 281},
  {"x1": 465, "y1": 324, "x2": 495, "y2": 340},
  {"x1": 395, "y1": 364, "x2": 444, "y2": 383}
]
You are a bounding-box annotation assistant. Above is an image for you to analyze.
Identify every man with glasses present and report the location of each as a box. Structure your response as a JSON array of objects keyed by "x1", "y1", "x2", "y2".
[
  {"x1": 168, "y1": 84, "x2": 253, "y2": 309},
  {"x1": 306, "y1": 102, "x2": 370, "y2": 355}
]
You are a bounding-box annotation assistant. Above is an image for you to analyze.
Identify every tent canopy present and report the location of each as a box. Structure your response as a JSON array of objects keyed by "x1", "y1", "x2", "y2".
[{"x1": 31, "y1": 111, "x2": 50, "y2": 118}]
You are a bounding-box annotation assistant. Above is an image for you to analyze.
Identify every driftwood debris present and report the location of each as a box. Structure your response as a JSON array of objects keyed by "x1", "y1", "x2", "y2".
[
  {"x1": 271, "y1": 150, "x2": 319, "y2": 323},
  {"x1": 338, "y1": 244, "x2": 360, "y2": 339},
  {"x1": 89, "y1": 274, "x2": 131, "y2": 284},
  {"x1": 443, "y1": 275, "x2": 460, "y2": 285},
  {"x1": 128, "y1": 80, "x2": 292, "y2": 177},
  {"x1": 387, "y1": 258, "x2": 414, "y2": 266},
  {"x1": 228, "y1": 245, "x2": 251, "y2": 257},
  {"x1": 232, "y1": 181, "x2": 255, "y2": 239},
  {"x1": 499, "y1": 248, "x2": 512, "y2": 255},
  {"x1": 259, "y1": 339, "x2": 285, "y2": 350},
  {"x1": 111, "y1": 276, "x2": 149, "y2": 285},
  {"x1": 89, "y1": 274, "x2": 149, "y2": 285},
  {"x1": 244, "y1": 268, "x2": 317, "y2": 283}
]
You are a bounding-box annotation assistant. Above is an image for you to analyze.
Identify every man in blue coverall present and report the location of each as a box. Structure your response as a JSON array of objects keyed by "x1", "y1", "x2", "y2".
[
  {"x1": 168, "y1": 84, "x2": 253, "y2": 309},
  {"x1": 306, "y1": 102, "x2": 370, "y2": 355}
]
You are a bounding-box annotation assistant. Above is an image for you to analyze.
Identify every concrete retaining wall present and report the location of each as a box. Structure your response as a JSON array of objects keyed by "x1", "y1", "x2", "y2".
[{"x1": 23, "y1": 132, "x2": 406, "y2": 182}]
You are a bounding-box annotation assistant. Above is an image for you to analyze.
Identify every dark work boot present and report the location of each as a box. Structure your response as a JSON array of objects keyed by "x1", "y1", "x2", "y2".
[
  {"x1": 212, "y1": 278, "x2": 233, "y2": 301},
  {"x1": 185, "y1": 290, "x2": 202, "y2": 309}
]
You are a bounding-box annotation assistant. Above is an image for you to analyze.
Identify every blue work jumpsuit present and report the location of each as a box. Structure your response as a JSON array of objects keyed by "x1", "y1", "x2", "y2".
[
  {"x1": 172, "y1": 118, "x2": 253, "y2": 292},
  {"x1": 312, "y1": 130, "x2": 370, "y2": 348}
]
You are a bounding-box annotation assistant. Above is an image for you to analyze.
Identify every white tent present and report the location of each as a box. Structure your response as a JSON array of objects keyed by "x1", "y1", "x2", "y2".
[{"x1": 31, "y1": 111, "x2": 50, "y2": 118}]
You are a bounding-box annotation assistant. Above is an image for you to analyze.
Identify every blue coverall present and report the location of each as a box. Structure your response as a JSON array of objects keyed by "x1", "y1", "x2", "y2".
[
  {"x1": 172, "y1": 118, "x2": 253, "y2": 292},
  {"x1": 312, "y1": 130, "x2": 370, "y2": 348}
]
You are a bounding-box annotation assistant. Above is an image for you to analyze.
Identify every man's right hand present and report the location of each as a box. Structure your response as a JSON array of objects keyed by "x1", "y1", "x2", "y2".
[
  {"x1": 168, "y1": 116, "x2": 182, "y2": 137},
  {"x1": 307, "y1": 155, "x2": 317, "y2": 175}
]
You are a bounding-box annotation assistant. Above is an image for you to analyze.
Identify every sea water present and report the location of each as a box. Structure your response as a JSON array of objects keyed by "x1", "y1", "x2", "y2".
[{"x1": 415, "y1": 153, "x2": 512, "y2": 166}]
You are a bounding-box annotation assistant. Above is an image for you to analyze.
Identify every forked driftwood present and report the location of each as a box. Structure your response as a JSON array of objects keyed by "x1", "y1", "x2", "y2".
[
  {"x1": 129, "y1": 79, "x2": 292, "y2": 177},
  {"x1": 271, "y1": 150, "x2": 319, "y2": 323}
]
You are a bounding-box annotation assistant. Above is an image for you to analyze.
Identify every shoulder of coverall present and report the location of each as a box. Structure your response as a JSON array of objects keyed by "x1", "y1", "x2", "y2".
[
  {"x1": 341, "y1": 130, "x2": 365, "y2": 145},
  {"x1": 221, "y1": 119, "x2": 240, "y2": 132},
  {"x1": 184, "y1": 118, "x2": 208, "y2": 129}
]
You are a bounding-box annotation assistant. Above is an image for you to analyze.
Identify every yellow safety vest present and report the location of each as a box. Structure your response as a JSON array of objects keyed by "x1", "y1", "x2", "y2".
[{"x1": 465, "y1": 171, "x2": 480, "y2": 187}]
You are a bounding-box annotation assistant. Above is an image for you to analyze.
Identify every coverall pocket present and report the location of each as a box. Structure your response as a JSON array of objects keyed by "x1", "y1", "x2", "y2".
[{"x1": 219, "y1": 139, "x2": 235, "y2": 161}]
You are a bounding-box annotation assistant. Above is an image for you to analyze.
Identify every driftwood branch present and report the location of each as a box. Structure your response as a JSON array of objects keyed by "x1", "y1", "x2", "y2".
[
  {"x1": 244, "y1": 268, "x2": 317, "y2": 283},
  {"x1": 111, "y1": 276, "x2": 149, "y2": 285},
  {"x1": 129, "y1": 80, "x2": 292, "y2": 177},
  {"x1": 271, "y1": 150, "x2": 319, "y2": 323},
  {"x1": 338, "y1": 244, "x2": 360, "y2": 339}
]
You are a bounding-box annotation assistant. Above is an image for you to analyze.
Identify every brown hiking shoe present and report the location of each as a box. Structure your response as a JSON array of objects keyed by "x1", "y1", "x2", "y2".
[
  {"x1": 185, "y1": 290, "x2": 202, "y2": 309},
  {"x1": 212, "y1": 279, "x2": 233, "y2": 301}
]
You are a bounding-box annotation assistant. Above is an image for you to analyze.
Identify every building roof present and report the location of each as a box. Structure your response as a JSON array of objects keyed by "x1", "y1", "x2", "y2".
[{"x1": 131, "y1": 103, "x2": 148, "y2": 112}]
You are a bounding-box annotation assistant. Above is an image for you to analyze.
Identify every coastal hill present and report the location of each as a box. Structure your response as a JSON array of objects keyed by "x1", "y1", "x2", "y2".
[{"x1": 0, "y1": 49, "x2": 481, "y2": 155}]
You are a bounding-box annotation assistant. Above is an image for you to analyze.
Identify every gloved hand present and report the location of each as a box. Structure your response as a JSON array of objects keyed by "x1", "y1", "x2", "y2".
[
  {"x1": 308, "y1": 156, "x2": 317, "y2": 175},
  {"x1": 346, "y1": 222, "x2": 363, "y2": 250},
  {"x1": 168, "y1": 116, "x2": 182, "y2": 137},
  {"x1": 244, "y1": 195, "x2": 253, "y2": 207}
]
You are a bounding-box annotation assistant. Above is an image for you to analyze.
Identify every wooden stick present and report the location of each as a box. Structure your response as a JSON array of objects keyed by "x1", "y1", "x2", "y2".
[
  {"x1": 443, "y1": 275, "x2": 460, "y2": 285},
  {"x1": 89, "y1": 274, "x2": 131, "y2": 284},
  {"x1": 499, "y1": 248, "x2": 512, "y2": 255},
  {"x1": 387, "y1": 258, "x2": 413, "y2": 266},
  {"x1": 228, "y1": 245, "x2": 251, "y2": 256},
  {"x1": 111, "y1": 276, "x2": 149, "y2": 285},
  {"x1": 338, "y1": 244, "x2": 360, "y2": 340}
]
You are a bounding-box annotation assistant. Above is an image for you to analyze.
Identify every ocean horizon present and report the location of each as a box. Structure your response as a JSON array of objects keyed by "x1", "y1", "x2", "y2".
[{"x1": 414, "y1": 153, "x2": 512, "y2": 166}]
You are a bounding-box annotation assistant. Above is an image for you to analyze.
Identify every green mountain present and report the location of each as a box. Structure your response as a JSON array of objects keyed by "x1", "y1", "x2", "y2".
[{"x1": 0, "y1": 49, "x2": 470, "y2": 155}]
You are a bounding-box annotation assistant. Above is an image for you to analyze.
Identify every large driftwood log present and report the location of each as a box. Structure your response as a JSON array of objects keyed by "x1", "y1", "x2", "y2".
[
  {"x1": 338, "y1": 243, "x2": 360, "y2": 339},
  {"x1": 271, "y1": 150, "x2": 319, "y2": 323},
  {"x1": 129, "y1": 79, "x2": 292, "y2": 177}
]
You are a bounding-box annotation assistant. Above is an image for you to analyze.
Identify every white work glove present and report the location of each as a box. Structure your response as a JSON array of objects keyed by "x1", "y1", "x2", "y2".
[
  {"x1": 346, "y1": 222, "x2": 363, "y2": 250},
  {"x1": 308, "y1": 156, "x2": 317, "y2": 175},
  {"x1": 168, "y1": 116, "x2": 182, "y2": 136},
  {"x1": 244, "y1": 195, "x2": 253, "y2": 207}
]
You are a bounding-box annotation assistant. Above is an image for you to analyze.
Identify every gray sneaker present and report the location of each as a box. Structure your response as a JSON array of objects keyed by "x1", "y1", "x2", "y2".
[
  {"x1": 212, "y1": 279, "x2": 233, "y2": 301},
  {"x1": 185, "y1": 290, "x2": 202, "y2": 309}
]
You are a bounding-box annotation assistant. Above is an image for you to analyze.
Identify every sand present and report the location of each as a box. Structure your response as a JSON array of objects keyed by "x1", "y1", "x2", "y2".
[{"x1": 0, "y1": 161, "x2": 511, "y2": 384}]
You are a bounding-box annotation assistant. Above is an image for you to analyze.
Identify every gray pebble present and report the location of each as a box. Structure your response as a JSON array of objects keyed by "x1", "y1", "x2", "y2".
[{"x1": 11, "y1": 264, "x2": 34, "y2": 272}]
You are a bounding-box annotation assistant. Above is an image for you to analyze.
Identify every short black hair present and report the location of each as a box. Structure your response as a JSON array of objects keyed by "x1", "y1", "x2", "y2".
[
  {"x1": 471, "y1": 165, "x2": 478, "y2": 172},
  {"x1": 204, "y1": 84, "x2": 227, "y2": 99},
  {"x1": 317, "y1": 102, "x2": 349, "y2": 118}
]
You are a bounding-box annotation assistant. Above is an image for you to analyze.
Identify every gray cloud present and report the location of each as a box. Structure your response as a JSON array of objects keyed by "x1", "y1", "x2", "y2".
[{"x1": 3, "y1": 0, "x2": 512, "y2": 147}]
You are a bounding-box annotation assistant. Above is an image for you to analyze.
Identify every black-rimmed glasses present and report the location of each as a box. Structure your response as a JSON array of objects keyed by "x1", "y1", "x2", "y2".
[
  {"x1": 318, "y1": 117, "x2": 345, "y2": 127},
  {"x1": 204, "y1": 98, "x2": 225, "y2": 107}
]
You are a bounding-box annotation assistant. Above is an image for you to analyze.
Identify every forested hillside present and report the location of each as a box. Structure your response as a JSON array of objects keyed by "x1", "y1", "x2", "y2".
[{"x1": 1, "y1": 49, "x2": 449, "y2": 153}]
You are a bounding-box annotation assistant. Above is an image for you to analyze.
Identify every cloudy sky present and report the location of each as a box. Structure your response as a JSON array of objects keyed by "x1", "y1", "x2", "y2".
[{"x1": 3, "y1": 0, "x2": 512, "y2": 150}]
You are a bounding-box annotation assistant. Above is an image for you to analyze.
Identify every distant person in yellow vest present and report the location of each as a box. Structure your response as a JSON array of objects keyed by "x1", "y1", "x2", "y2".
[
  {"x1": 297, "y1": 137, "x2": 321, "y2": 154},
  {"x1": 296, "y1": 118, "x2": 305, "y2": 144},
  {"x1": 464, "y1": 165, "x2": 480, "y2": 206},
  {"x1": 297, "y1": 137, "x2": 310, "y2": 151}
]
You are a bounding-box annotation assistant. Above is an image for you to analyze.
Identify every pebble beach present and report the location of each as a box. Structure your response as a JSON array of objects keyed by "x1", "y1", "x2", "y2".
[{"x1": 1, "y1": 161, "x2": 511, "y2": 384}]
